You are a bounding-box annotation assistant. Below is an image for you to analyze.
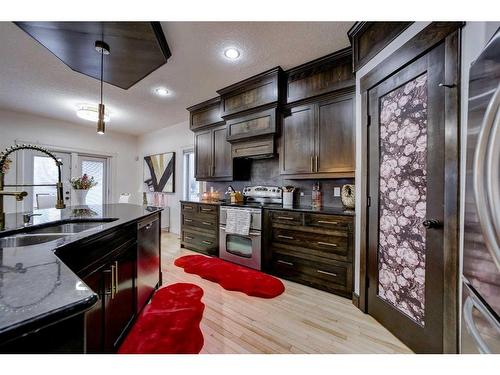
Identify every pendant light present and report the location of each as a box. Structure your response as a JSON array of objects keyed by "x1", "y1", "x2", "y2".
[{"x1": 95, "y1": 40, "x2": 110, "y2": 135}]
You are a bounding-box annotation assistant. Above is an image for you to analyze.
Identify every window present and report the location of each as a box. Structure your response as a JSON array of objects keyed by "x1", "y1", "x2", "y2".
[
  {"x1": 183, "y1": 149, "x2": 199, "y2": 201},
  {"x1": 80, "y1": 156, "x2": 108, "y2": 205}
]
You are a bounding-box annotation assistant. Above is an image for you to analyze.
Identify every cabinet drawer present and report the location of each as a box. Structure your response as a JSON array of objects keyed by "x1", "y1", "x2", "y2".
[
  {"x1": 271, "y1": 253, "x2": 352, "y2": 297},
  {"x1": 304, "y1": 213, "x2": 351, "y2": 230},
  {"x1": 181, "y1": 202, "x2": 197, "y2": 213},
  {"x1": 182, "y1": 231, "x2": 216, "y2": 248},
  {"x1": 182, "y1": 215, "x2": 218, "y2": 232},
  {"x1": 272, "y1": 228, "x2": 350, "y2": 261},
  {"x1": 198, "y1": 204, "x2": 218, "y2": 215},
  {"x1": 269, "y1": 210, "x2": 303, "y2": 225}
]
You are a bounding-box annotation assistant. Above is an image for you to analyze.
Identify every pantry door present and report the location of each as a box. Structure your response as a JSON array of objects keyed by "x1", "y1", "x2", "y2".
[{"x1": 366, "y1": 44, "x2": 448, "y2": 353}]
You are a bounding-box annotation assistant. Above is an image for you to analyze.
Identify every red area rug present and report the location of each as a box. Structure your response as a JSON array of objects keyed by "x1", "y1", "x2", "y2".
[
  {"x1": 174, "y1": 255, "x2": 285, "y2": 298},
  {"x1": 118, "y1": 283, "x2": 204, "y2": 354}
]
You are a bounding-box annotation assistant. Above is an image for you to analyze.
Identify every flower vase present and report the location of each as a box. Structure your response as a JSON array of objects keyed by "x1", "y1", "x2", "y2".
[{"x1": 74, "y1": 189, "x2": 89, "y2": 206}]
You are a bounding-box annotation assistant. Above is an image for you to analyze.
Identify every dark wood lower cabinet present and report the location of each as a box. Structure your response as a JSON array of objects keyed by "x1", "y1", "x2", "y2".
[
  {"x1": 103, "y1": 242, "x2": 136, "y2": 352},
  {"x1": 82, "y1": 239, "x2": 137, "y2": 353},
  {"x1": 265, "y1": 209, "x2": 354, "y2": 298},
  {"x1": 180, "y1": 201, "x2": 219, "y2": 256}
]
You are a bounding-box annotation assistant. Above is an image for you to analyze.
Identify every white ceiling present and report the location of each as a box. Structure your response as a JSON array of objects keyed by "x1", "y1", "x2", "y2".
[{"x1": 0, "y1": 21, "x2": 353, "y2": 136}]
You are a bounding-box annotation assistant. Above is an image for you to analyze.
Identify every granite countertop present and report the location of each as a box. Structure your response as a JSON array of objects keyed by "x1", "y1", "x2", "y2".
[
  {"x1": 180, "y1": 199, "x2": 355, "y2": 216},
  {"x1": 0, "y1": 203, "x2": 161, "y2": 344}
]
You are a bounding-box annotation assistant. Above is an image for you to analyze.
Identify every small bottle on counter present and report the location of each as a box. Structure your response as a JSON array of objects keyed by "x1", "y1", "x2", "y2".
[{"x1": 312, "y1": 182, "x2": 323, "y2": 208}]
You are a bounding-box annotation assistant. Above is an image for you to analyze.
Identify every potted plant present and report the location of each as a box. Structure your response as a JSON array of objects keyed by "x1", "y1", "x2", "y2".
[{"x1": 70, "y1": 174, "x2": 97, "y2": 205}]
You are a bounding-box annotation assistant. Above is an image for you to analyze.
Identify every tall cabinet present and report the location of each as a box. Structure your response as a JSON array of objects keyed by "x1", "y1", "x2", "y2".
[{"x1": 280, "y1": 48, "x2": 355, "y2": 179}]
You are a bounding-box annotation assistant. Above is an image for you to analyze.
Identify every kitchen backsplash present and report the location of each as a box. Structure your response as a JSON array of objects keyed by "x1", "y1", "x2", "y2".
[{"x1": 205, "y1": 157, "x2": 354, "y2": 207}]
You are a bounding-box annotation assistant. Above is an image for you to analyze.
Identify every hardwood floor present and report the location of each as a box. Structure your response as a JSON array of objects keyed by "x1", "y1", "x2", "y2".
[{"x1": 160, "y1": 231, "x2": 412, "y2": 354}]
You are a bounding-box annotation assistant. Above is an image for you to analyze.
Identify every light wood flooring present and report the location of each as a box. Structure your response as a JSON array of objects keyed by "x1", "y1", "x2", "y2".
[{"x1": 160, "y1": 231, "x2": 412, "y2": 354}]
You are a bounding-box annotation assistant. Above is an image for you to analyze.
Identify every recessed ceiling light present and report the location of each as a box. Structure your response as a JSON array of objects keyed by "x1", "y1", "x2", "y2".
[
  {"x1": 155, "y1": 87, "x2": 170, "y2": 97},
  {"x1": 76, "y1": 105, "x2": 110, "y2": 122},
  {"x1": 224, "y1": 48, "x2": 240, "y2": 60}
]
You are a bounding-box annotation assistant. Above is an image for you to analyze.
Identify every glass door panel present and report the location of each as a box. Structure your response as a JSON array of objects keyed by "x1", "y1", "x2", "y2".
[
  {"x1": 226, "y1": 234, "x2": 252, "y2": 258},
  {"x1": 79, "y1": 156, "x2": 107, "y2": 205}
]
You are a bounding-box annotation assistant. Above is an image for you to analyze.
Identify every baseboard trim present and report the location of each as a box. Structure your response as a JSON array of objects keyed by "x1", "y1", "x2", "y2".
[{"x1": 352, "y1": 292, "x2": 360, "y2": 309}]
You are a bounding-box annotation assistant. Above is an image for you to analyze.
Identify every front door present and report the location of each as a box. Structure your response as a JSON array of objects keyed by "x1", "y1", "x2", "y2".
[{"x1": 367, "y1": 44, "x2": 447, "y2": 353}]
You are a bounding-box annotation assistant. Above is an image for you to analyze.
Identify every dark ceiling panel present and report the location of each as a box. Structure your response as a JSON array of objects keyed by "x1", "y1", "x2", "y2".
[{"x1": 14, "y1": 22, "x2": 172, "y2": 90}]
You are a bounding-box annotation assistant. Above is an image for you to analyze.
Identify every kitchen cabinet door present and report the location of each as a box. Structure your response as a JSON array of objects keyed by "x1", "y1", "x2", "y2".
[
  {"x1": 195, "y1": 129, "x2": 212, "y2": 179},
  {"x1": 316, "y1": 95, "x2": 355, "y2": 174},
  {"x1": 212, "y1": 124, "x2": 232, "y2": 179},
  {"x1": 280, "y1": 104, "x2": 315, "y2": 175},
  {"x1": 82, "y1": 269, "x2": 104, "y2": 353},
  {"x1": 104, "y1": 242, "x2": 136, "y2": 352}
]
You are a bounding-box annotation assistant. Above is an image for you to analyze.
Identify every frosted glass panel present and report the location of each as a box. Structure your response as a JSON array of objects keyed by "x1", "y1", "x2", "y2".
[
  {"x1": 33, "y1": 156, "x2": 58, "y2": 209},
  {"x1": 81, "y1": 160, "x2": 105, "y2": 205},
  {"x1": 377, "y1": 73, "x2": 428, "y2": 325}
]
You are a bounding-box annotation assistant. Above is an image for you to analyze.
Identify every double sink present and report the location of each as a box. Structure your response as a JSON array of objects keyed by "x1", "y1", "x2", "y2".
[{"x1": 0, "y1": 219, "x2": 117, "y2": 248}]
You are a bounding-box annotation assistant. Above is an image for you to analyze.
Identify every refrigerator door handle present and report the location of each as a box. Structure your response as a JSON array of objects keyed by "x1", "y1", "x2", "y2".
[{"x1": 473, "y1": 82, "x2": 500, "y2": 271}]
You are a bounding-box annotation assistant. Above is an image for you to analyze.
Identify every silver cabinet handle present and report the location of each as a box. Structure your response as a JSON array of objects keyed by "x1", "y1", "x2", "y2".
[
  {"x1": 317, "y1": 269, "x2": 337, "y2": 277},
  {"x1": 278, "y1": 234, "x2": 294, "y2": 240},
  {"x1": 114, "y1": 261, "x2": 118, "y2": 298},
  {"x1": 202, "y1": 221, "x2": 212, "y2": 225},
  {"x1": 185, "y1": 218, "x2": 193, "y2": 222},
  {"x1": 201, "y1": 240, "x2": 212, "y2": 245},
  {"x1": 200, "y1": 208, "x2": 212, "y2": 212},
  {"x1": 277, "y1": 216, "x2": 294, "y2": 220},
  {"x1": 473, "y1": 83, "x2": 500, "y2": 271},
  {"x1": 277, "y1": 260, "x2": 294, "y2": 266},
  {"x1": 317, "y1": 220, "x2": 338, "y2": 225},
  {"x1": 184, "y1": 206, "x2": 194, "y2": 210},
  {"x1": 249, "y1": 232, "x2": 261, "y2": 236},
  {"x1": 317, "y1": 241, "x2": 337, "y2": 247},
  {"x1": 220, "y1": 226, "x2": 225, "y2": 231},
  {"x1": 185, "y1": 235, "x2": 194, "y2": 240}
]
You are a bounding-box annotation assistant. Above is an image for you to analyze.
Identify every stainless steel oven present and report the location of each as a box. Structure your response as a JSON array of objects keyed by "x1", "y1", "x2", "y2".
[{"x1": 219, "y1": 206, "x2": 262, "y2": 270}]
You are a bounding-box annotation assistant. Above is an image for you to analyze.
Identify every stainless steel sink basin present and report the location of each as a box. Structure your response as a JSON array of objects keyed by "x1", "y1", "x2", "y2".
[
  {"x1": 0, "y1": 234, "x2": 68, "y2": 247},
  {"x1": 29, "y1": 222, "x2": 104, "y2": 234}
]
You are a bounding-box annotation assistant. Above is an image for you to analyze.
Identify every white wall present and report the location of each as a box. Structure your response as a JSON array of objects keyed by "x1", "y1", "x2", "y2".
[
  {"x1": 137, "y1": 120, "x2": 194, "y2": 235},
  {"x1": 353, "y1": 22, "x2": 499, "y2": 295},
  {"x1": 0, "y1": 108, "x2": 140, "y2": 209}
]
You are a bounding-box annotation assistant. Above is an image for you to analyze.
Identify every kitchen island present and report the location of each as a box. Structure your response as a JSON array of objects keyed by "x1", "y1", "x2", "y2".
[{"x1": 0, "y1": 204, "x2": 162, "y2": 353}]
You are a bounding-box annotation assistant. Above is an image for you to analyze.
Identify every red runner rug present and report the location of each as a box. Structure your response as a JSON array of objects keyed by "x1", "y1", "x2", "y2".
[
  {"x1": 118, "y1": 283, "x2": 204, "y2": 354},
  {"x1": 174, "y1": 255, "x2": 285, "y2": 298}
]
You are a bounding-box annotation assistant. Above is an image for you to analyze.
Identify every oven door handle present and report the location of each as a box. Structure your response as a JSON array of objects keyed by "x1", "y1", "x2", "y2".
[{"x1": 220, "y1": 226, "x2": 261, "y2": 236}]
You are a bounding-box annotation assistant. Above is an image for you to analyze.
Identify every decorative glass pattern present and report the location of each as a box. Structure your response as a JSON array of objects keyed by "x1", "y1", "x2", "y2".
[{"x1": 377, "y1": 73, "x2": 428, "y2": 325}]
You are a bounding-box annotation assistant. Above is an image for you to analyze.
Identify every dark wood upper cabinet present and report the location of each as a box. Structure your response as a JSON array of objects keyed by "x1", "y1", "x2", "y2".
[
  {"x1": 226, "y1": 107, "x2": 277, "y2": 142},
  {"x1": 348, "y1": 22, "x2": 412, "y2": 72},
  {"x1": 194, "y1": 129, "x2": 213, "y2": 180},
  {"x1": 187, "y1": 97, "x2": 224, "y2": 131},
  {"x1": 217, "y1": 67, "x2": 283, "y2": 118},
  {"x1": 285, "y1": 48, "x2": 354, "y2": 104},
  {"x1": 316, "y1": 95, "x2": 355, "y2": 174},
  {"x1": 280, "y1": 89, "x2": 355, "y2": 179},
  {"x1": 194, "y1": 124, "x2": 234, "y2": 181},
  {"x1": 212, "y1": 125, "x2": 232, "y2": 179},
  {"x1": 280, "y1": 104, "x2": 316, "y2": 175}
]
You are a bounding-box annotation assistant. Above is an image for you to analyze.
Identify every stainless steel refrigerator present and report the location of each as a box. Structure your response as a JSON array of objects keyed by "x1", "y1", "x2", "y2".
[{"x1": 462, "y1": 28, "x2": 500, "y2": 354}]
